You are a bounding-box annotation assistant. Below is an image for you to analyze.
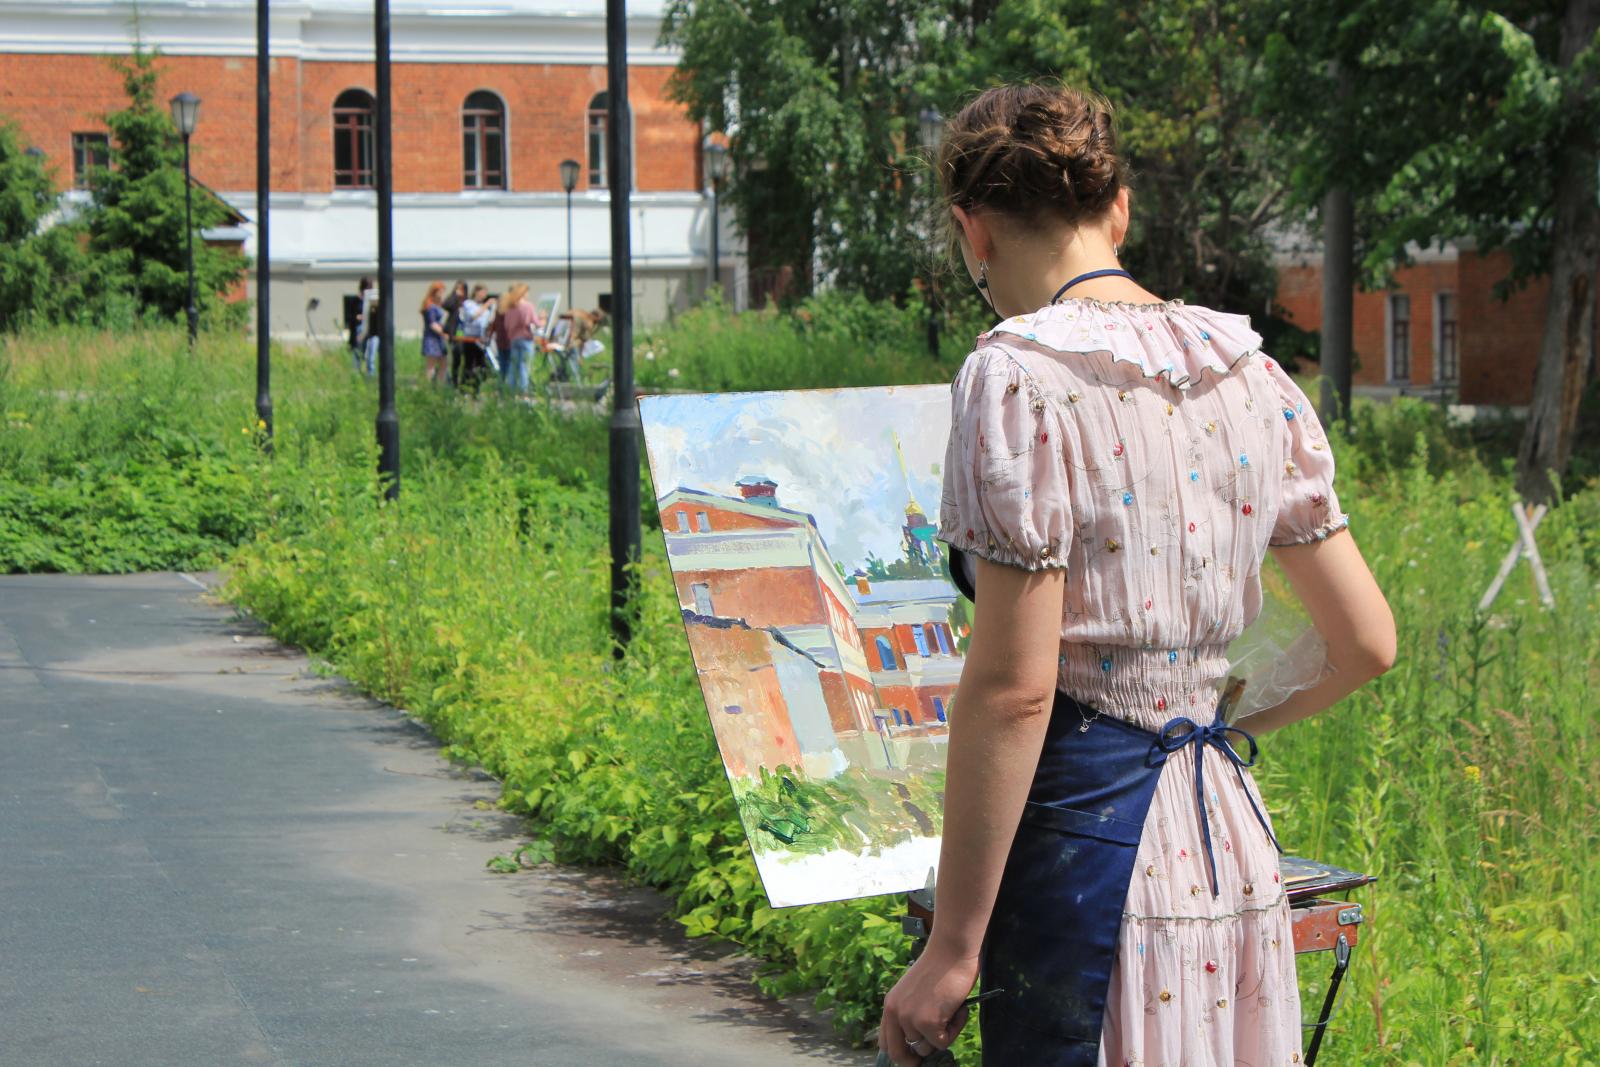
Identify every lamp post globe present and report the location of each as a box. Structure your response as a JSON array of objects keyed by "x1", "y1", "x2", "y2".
[
  {"x1": 169, "y1": 92, "x2": 202, "y2": 346},
  {"x1": 917, "y1": 107, "x2": 942, "y2": 154},
  {"x1": 559, "y1": 158, "x2": 579, "y2": 311},
  {"x1": 702, "y1": 139, "x2": 728, "y2": 298}
]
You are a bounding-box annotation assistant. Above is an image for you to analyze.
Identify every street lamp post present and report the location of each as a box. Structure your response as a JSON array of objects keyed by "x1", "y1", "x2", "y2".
[
  {"x1": 559, "y1": 158, "x2": 579, "y2": 312},
  {"x1": 255, "y1": 0, "x2": 272, "y2": 449},
  {"x1": 702, "y1": 139, "x2": 727, "y2": 298},
  {"x1": 917, "y1": 107, "x2": 942, "y2": 360},
  {"x1": 170, "y1": 92, "x2": 202, "y2": 347}
]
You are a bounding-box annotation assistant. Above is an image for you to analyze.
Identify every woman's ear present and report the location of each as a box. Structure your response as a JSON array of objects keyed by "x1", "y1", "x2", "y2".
[
  {"x1": 952, "y1": 205, "x2": 994, "y2": 263},
  {"x1": 1110, "y1": 187, "x2": 1132, "y2": 248}
]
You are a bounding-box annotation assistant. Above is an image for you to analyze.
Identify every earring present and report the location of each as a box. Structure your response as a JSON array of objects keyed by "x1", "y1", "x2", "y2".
[
  {"x1": 1113, "y1": 243, "x2": 1121, "y2": 258},
  {"x1": 977, "y1": 260, "x2": 990, "y2": 289}
]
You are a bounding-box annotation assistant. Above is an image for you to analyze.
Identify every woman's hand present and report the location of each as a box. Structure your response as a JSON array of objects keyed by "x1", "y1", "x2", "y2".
[{"x1": 877, "y1": 940, "x2": 980, "y2": 1066}]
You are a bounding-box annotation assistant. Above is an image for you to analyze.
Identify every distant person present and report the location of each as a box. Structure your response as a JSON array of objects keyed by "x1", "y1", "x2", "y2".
[
  {"x1": 457, "y1": 284, "x2": 495, "y2": 393},
  {"x1": 355, "y1": 275, "x2": 378, "y2": 377},
  {"x1": 495, "y1": 283, "x2": 537, "y2": 394},
  {"x1": 420, "y1": 281, "x2": 449, "y2": 385},
  {"x1": 443, "y1": 279, "x2": 468, "y2": 386}
]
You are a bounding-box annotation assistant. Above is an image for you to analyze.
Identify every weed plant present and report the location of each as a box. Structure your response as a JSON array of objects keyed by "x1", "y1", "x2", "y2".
[{"x1": 3, "y1": 318, "x2": 1597, "y2": 1063}]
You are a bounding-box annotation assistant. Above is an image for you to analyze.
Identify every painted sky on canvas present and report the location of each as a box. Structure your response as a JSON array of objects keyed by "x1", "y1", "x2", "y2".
[{"x1": 641, "y1": 387, "x2": 952, "y2": 572}]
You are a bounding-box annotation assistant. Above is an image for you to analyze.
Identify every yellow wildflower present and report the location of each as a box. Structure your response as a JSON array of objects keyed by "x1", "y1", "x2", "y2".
[{"x1": 1464, "y1": 764, "x2": 1481, "y2": 784}]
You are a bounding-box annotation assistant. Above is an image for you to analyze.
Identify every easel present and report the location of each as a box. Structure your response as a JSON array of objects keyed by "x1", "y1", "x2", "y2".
[
  {"x1": 1477, "y1": 502, "x2": 1555, "y2": 612},
  {"x1": 880, "y1": 867, "x2": 1369, "y2": 1066}
]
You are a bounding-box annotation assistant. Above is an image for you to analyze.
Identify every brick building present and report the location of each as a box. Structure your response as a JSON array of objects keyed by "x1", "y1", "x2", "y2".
[
  {"x1": 1274, "y1": 243, "x2": 1593, "y2": 407},
  {"x1": 0, "y1": 0, "x2": 740, "y2": 336}
]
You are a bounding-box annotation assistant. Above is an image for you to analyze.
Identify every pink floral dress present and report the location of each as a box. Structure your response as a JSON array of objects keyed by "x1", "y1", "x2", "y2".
[{"x1": 936, "y1": 297, "x2": 1348, "y2": 1066}]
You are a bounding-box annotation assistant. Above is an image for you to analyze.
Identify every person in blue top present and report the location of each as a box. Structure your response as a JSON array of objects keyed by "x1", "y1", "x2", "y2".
[{"x1": 420, "y1": 281, "x2": 448, "y2": 386}]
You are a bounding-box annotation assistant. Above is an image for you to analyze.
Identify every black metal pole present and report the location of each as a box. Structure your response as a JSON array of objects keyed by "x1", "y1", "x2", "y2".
[
  {"x1": 374, "y1": 0, "x2": 399, "y2": 500},
  {"x1": 255, "y1": 0, "x2": 273, "y2": 447},
  {"x1": 606, "y1": 0, "x2": 640, "y2": 655},
  {"x1": 565, "y1": 187, "x2": 574, "y2": 311},
  {"x1": 182, "y1": 132, "x2": 198, "y2": 346},
  {"x1": 709, "y1": 178, "x2": 719, "y2": 296}
]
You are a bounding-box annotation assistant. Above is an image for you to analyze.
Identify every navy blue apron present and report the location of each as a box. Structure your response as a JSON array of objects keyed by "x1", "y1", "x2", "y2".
[{"x1": 945, "y1": 546, "x2": 1280, "y2": 1066}]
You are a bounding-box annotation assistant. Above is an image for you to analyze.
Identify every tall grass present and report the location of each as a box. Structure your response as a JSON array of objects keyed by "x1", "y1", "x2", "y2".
[{"x1": 2, "y1": 315, "x2": 1597, "y2": 1063}]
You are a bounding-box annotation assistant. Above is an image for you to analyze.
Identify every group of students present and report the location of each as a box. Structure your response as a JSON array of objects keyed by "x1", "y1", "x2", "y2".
[{"x1": 351, "y1": 277, "x2": 600, "y2": 395}]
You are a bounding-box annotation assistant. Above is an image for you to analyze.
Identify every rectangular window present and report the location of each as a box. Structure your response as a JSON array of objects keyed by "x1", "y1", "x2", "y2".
[
  {"x1": 587, "y1": 109, "x2": 608, "y2": 189},
  {"x1": 695, "y1": 511, "x2": 710, "y2": 532},
  {"x1": 71, "y1": 132, "x2": 109, "y2": 190},
  {"x1": 911, "y1": 625, "x2": 929, "y2": 657},
  {"x1": 934, "y1": 624, "x2": 952, "y2": 655},
  {"x1": 333, "y1": 100, "x2": 375, "y2": 189},
  {"x1": 675, "y1": 511, "x2": 690, "y2": 533},
  {"x1": 933, "y1": 697, "x2": 946, "y2": 722},
  {"x1": 462, "y1": 100, "x2": 505, "y2": 189},
  {"x1": 1389, "y1": 293, "x2": 1412, "y2": 382},
  {"x1": 691, "y1": 582, "x2": 713, "y2": 615},
  {"x1": 1436, "y1": 292, "x2": 1458, "y2": 383}
]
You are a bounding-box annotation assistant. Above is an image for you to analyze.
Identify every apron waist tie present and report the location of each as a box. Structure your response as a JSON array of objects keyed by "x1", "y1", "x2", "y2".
[{"x1": 1156, "y1": 710, "x2": 1283, "y2": 897}]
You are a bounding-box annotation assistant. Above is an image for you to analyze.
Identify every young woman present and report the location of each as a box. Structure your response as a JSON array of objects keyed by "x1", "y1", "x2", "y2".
[
  {"x1": 420, "y1": 281, "x2": 449, "y2": 385},
  {"x1": 495, "y1": 283, "x2": 537, "y2": 394},
  {"x1": 355, "y1": 275, "x2": 378, "y2": 377},
  {"x1": 877, "y1": 82, "x2": 1396, "y2": 1067}
]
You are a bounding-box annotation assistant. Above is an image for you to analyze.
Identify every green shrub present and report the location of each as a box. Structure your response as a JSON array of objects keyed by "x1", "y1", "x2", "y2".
[{"x1": 4, "y1": 319, "x2": 1598, "y2": 1063}]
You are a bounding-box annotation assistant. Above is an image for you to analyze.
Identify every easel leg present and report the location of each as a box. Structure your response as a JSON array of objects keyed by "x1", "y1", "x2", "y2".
[{"x1": 1304, "y1": 932, "x2": 1351, "y2": 1067}]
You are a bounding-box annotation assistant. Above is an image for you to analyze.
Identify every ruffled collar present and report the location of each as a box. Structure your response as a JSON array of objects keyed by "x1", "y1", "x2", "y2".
[{"x1": 976, "y1": 298, "x2": 1263, "y2": 391}]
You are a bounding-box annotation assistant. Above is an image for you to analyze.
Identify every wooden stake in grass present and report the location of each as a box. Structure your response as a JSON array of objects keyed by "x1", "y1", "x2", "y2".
[{"x1": 1477, "y1": 501, "x2": 1554, "y2": 613}]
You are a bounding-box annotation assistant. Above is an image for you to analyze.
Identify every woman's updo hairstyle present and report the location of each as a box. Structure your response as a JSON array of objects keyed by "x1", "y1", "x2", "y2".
[{"x1": 936, "y1": 81, "x2": 1127, "y2": 240}]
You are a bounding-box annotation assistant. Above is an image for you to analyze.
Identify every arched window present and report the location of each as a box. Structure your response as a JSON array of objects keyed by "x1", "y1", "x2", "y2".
[
  {"x1": 874, "y1": 636, "x2": 898, "y2": 672},
  {"x1": 586, "y1": 92, "x2": 608, "y2": 188},
  {"x1": 332, "y1": 89, "x2": 375, "y2": 189},
  {"x1": 462, "y1": 90, "x2": 506, "y2": 189}
]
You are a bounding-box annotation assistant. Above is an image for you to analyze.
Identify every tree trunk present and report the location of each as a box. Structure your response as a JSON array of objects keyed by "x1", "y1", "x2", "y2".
[
  {"x1": 1516, "y1": 0, "x2": 1600, "y2": 503},
  {"x1": 1320, "y1": 183, "x2": 1355, "y2": 424}
]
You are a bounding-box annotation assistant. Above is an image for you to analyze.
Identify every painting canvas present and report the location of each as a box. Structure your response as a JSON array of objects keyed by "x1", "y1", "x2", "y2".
[{"x1": 638, "y1": 386, "x2": 962, "y2": 908}]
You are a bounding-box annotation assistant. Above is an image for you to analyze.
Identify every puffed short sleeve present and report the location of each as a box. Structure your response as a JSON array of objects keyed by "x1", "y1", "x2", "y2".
[
  {"x1": 936, "y1": 347, "x2": 1073, "y2": 570},
  {"x1": 1264, "y1": 356, "x2": 1350, "y2": 546}
]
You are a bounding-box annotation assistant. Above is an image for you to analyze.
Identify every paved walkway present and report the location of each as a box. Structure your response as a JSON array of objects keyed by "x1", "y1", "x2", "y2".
[{"x1": 0, "y1": 574, "x2": 869, "y2": 1067}]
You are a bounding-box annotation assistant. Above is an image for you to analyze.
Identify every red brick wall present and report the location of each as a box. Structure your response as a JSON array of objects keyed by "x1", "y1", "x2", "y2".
[
  {"x1": 673, "y1": 567, "x2": 825, "y2": 629},
  {"x1": 663, "y1": 502, "x2": 796, "y2": 533},
  {"x1": 1274, "y1": 254, "x2": 1553, "y2": 398},
  {"x1": 688, "y1": 622, "x2": 801, "y2": 779},
  {"x1": 1, "y1": 52, "x2": 697, "y2": 195},
  {"x1": 1457, "y1": 249, "x2": 1557, "y2": 406}
]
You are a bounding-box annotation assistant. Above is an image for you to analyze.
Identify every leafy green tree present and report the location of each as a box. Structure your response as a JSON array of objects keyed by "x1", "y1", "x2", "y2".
[
  {"x1": 944, "y1": 0, "x2": 1287, "y2": 313},
  {"x1": 662, "y1": 0, "x2": 981, "y2": 302},
  {"x1": 86, "y1": 47, "x2": 245, "y2": 328},
  {"x1": 0, "y1": 122, "x2": 91, "y2": 331},
  {"x1": 1258, "y1": 0, "x2": 1599, "y2": 501}
]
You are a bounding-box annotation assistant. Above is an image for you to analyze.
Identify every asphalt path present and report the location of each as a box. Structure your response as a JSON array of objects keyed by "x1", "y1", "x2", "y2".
[{"x1": 0, "y1": 573, "x2": 869, "y2": 1067}]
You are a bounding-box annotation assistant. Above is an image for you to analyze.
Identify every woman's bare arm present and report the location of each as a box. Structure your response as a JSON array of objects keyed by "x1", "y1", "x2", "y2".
[
  {"x1": 924, "y1": 555, "x2": 1066, "y2": 960},
  {"x1": 1238, "y1": 528, "x2": 1397, "y2": 735}
]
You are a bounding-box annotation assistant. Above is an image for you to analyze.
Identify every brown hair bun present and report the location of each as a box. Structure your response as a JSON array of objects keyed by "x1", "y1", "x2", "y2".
[{"x1": 936, "y1": 81, "x2": 1127, "y2": 231}]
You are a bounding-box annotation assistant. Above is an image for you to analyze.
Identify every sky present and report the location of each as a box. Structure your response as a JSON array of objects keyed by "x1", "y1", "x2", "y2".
[{"x1": 639, "y1": 386, "x2": 952, "y2": 572}]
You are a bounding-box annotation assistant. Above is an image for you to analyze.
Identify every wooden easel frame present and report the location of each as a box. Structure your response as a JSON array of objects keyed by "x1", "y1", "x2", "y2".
[{"x1": 1477, "y1": 502, "x2": 1555, "y2": 612}]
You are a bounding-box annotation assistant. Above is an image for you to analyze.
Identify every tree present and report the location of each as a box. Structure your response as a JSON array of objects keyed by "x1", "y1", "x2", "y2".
[
  {"x1": 1259, "y1": 1, "x2": 1600, "y2": 500},
  {"x1": 662, "y1": 0, "x2": 983, "y2": 303},
  {"x1": 0, "y1": 122, "x2": 90, "y2": 331},
  {"x1": 85, "y1": 47, "x2": 245, "y2": 328}
]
